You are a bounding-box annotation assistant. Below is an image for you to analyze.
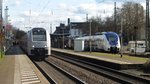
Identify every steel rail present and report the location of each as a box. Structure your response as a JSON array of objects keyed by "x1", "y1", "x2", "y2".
[
  {"x1": 51, "y1": 53, "x2": 150, "y2": 84},
  {"x1": 33, "y1": 61, "x2": 57, "y2": 84},
  {"x1": 44, "y1": 59, "x2": 86, "y2": 84},
  {"x1": 33, "y1": 58, "x2": 85, "y2": 84}
]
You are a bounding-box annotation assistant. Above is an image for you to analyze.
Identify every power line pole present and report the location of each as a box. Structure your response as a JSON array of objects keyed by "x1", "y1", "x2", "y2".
[
  {"x1": 120, "y1": 9, "x2": 123, "y2": 58},
  {"x1": 5, "y1": 6, "x2": 8, "y2": 25},
  {"x1": 146, "y1": 0, "x2": 149, "y2": 52},
  {"x1": 89, "y1": 21, "x2": 92, "y2": 53},
  {"x1": 87, "y1": 13, "x2": 92, "y2": 53},
  {"x1": 50, "y1": 23, "x2": 52, "y2": 34},
  {"x1": 134, "y1": 4, "x2": 139, "y2": 56},
  {"x1": 5, "y1": 6, "x2": 8, "y2": 36},
  {"x1": 86, "y1": 13, "x2": 88, "y2": 22},
  {"x1": 114, "y1": 2, "x2": 117, "y2": 32},
  {"x1": 0, "y1": 0, "x2": 3, "y2": 58},
  {"x1": 4, "y1": 6, "x2": 8, "y2": 51},
  {"x1": 0, "y1": 0, "x2": 2, "y2": 30},
  {"x1": 29, "y1": 10, "x2": 31, "y2": 28},
  {"x1": 50, "y1": 10, "x2": 53, "y2": 34}
]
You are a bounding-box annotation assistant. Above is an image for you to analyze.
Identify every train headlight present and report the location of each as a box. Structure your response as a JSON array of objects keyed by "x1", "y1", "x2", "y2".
[
  {"x1": 44, "y1": 45, "x2": 47, "y2": 48},
  {"x1": 32, "y1": 45, "x2": 35, "y2": 48}
]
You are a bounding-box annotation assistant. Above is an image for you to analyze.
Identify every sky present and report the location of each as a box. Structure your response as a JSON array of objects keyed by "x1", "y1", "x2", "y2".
[{"x1": 2, "y1": 0, "x2": 146, "y2": 33}]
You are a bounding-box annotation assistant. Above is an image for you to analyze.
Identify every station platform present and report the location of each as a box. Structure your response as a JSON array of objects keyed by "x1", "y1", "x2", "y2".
[
  {"x1": 52, "y1": 48, "x2": 148, "y2": 70},
  {"x1": 0, "y1": 46, "x2": 49, "y2": 84}
]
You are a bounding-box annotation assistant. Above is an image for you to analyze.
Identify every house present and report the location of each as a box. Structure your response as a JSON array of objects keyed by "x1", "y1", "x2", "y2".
[{"x1": 51, "y1": 18, "x2": 89, "y2": 48}]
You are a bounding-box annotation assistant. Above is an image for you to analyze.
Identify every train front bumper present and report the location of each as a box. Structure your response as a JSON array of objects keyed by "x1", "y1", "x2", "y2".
[
  {"x1": 31, "y1": 48, "x2": 48, "y2": 55},
  {"x1": 110, "y1": 46, "x2": 120, "y2": 53}
]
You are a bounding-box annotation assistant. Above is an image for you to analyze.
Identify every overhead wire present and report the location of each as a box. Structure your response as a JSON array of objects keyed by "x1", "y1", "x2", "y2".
[
  {"x1": 20, "y1": 0, "x2": 42, "y2": 30},
  {"x1": 33, "y1": 0, "x2": 43, "y2": 11},
  {"x1": 28, "y1": 0, "x2": 144, "y2": 28},
  {"x1": 29, "y1": 0, "x2": 51, "y2": 27}
]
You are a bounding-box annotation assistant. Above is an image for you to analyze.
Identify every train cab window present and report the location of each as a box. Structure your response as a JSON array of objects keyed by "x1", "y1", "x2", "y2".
[
  {"x1": 32, "y1": 29, "x2": 46, "y2": 41},
  {"x1": 105, "y1": 34, "x2": 118, "y2": 42},
  {"x1": 137, "y1": 43, "x2": 145, "y2": 48}
]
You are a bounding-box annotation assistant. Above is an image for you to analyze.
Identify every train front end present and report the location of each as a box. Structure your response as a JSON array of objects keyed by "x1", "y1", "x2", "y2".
[
  {"x1": 28, "y1": 28, "x2": 50, "y2": 56},
  {"x1": 105, "y1": 32, "x2": 120, "y2": 53}
]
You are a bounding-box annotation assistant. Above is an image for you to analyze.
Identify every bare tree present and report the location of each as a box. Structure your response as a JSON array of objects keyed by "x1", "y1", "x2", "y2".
[
  {"x1": 88, "y1": 16, "x2": 104, "y2": 34},
  {"x1": 121, "y1": 2, "x2": 144, "y2": 42},
  {"x1": 87, "y1": 1, "x2": 144, "y2": 43}
]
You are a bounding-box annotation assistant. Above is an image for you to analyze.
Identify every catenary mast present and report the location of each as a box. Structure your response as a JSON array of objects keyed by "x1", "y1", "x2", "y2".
[{"x1": 146, "y1": 0, "x2": 150, "y2": 51}]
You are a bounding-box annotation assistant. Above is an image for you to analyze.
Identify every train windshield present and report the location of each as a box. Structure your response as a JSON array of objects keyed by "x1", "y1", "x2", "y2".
[
  {"x1": 105, "y1": 33, "x2": 118, "y2": 45},
  {"x1": 32, "y1": 28, "x2": 46, "y2": 41},
  {"x1": 106, "y1": 35, "x2": 117, "y2": 41}
]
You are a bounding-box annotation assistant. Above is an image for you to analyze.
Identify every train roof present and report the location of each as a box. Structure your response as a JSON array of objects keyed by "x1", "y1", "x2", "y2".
[
  {"x1": 75, "y1": 32, "x2": 118, "y2": 41},
  {"x1": 95, "y1": 32, "x2": 118, "y2": 35},
  {"x1": 27, "y1": 27, "x2": 46, "y2": 31},
  {"x1": 129, "y1": 41, "x2": 146, "y2": 44},
  {"x1": 75, "y1": 35, "x2": 104, "y2": 41},
  {"x1": 31, "y1": 27, "x2": 46, "y2": 30},
  {"x1": 27, "y1": 27, "x2": 47, "y2": 33}
]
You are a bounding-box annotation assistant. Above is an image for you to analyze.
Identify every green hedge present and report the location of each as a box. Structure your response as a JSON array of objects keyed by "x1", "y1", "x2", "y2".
[
  {"x1": 142, "y1": 59, "x2": 150, "y2": 73},
  {"x1": 0, "y1": 51, "x2": 4, "y2": 60}
]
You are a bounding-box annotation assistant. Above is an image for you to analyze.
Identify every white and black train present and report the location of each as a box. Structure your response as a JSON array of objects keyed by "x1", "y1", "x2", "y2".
[
  {"x1": 74, "y1": 32, "x2": 120, "y2": 53},
  {"x1": 20, "y1": 27, "x2": 51, "y2": 57}
]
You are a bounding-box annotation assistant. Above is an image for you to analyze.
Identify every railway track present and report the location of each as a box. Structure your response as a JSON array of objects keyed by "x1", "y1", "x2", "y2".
[
  {"x1": 34, "y1": 58, "x2": 85, "y2": 84},
  {"x1": 51, "y1": 53, "x2": 150, "y2": 84}
]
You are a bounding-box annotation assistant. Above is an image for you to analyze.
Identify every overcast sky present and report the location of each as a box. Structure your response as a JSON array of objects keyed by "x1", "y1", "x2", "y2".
[{"x1": 2, "y1": 0, "x2": 145, "y2": 32}]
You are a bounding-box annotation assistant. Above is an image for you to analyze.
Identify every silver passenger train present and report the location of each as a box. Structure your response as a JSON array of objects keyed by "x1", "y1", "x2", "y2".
[
  {"x1": 74, "y1": 32, "x2": 121, "y2": 53},
  {"x1": 20, "y1": 27, "x2": 51, "y2": 56}
]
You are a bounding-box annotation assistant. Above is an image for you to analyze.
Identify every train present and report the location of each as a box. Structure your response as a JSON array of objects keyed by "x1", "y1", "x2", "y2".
[
  {"x1": 20, "y1": 27, "x2": 51, "y2": 58},
  {"x1": 74, "y1": 32, "x2": 121, "y2": 53}
]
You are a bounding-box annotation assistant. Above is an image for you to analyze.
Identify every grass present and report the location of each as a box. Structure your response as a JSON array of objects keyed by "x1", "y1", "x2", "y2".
[
  {"x1": 62, "y1": 48, "x2": 148, "y2": 63},
  {"x1": 78, "y1": 51, "x2": 148, "y2": 63}
]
